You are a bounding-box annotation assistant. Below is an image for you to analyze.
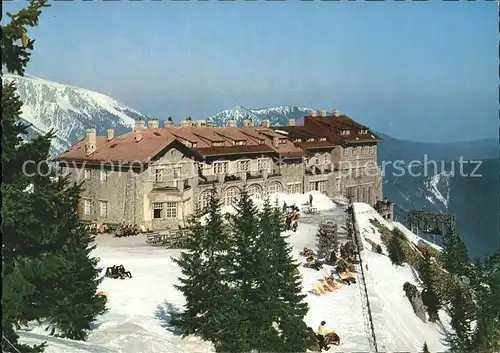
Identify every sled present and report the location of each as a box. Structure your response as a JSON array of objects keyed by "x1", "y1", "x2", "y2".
[{"x1": 312, "y1": 283, "x2": 327, "y2": 295}]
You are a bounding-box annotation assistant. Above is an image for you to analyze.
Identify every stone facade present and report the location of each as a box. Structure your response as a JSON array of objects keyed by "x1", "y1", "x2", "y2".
[{"x1": 61, "y1": 111, "x2": 383, "y2": 231}]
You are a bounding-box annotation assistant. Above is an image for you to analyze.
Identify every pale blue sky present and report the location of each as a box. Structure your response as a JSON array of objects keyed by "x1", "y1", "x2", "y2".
[{"x1": 3, "y1": 0, "x2": 497, "y2": 142}]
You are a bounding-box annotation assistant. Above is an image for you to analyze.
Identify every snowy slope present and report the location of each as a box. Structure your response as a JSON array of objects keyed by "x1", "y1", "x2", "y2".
[
  {"x1": 208, "y1": 105, "x2": 313, "y2": 128},
  {"x1": 3, "y1": 74, "x2": 150, "y2": 155},
  {"x1": 352, "y1": 202, "x2": 450, "y2": 352},
  {"x1": 16, "y1": 194, "x2": 450, "y2": 353}
]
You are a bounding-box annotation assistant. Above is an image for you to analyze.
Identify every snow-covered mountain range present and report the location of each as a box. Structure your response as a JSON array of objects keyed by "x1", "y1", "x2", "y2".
[
  {"x1": 3, "y1": 74, "x2": 148, "y2": 155},
  {"x1": 207, "y1": 105, "x2": 313, "y2": 128}
]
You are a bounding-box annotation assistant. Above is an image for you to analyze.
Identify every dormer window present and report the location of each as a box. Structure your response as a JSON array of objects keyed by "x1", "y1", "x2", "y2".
[
  {"x1": 307, "y1": 138, "x2": 315, "y2": 142},
  {"x1": 278, "y1": 139, "x2": 287, "y2": 144},
  {"x1": 341, "y1": 130, "x2": 351, "y2": 135},
  {"x1": 212, "y1": 141, "x2": 224, "y2": 147},
  {"x1": 192, "y1": 142, "x2": 198, "y2": 148},
  {"x1": 234, "y1": 140, "x2": 246, "y2": 146},
  {"x1": 259, "y1": 139, "x2": 265, "y2": 145},
  {"x1": 359, "y1": 129, "x2": 368, "y2": 134},
  {"x1": 319, "y1": 137, "x2": 327, "y2": 142},
  {"x1": 294, "y1": 138, "x2": 302, "y2": 142}
]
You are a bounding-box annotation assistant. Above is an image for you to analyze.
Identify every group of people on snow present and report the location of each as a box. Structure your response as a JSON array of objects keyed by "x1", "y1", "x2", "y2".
[{"x1": 105, "y1": 265, "x2": 132, "y2": 279}]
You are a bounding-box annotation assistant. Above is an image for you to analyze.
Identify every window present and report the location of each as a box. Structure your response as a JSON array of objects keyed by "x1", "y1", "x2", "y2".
[
  {"x1": 343, "y1": 148, "x2": 349, "y2": 157},
  {"x1": 319, "y1": 137, "x2": 327, "y2": 141},
  {"x1": 259, "y1": 139, "x2": 265, "y2": 145},
  {"x1": 237, "y1": 160, "x2": 250, "y2": 172},
  {"x1": 362, "y1": 147, "x2": 368, "y2": 155},
  {"x1": 100, "y1": 170, "x2": 108, "y2": 181},
  {"x1": 370, "y1": 146, "x2": 376, "y2": 154},
  {"x1": 287, "y1": 183, "x2": 301, "y2": 195},
  {"x1": 352, "y1": 147, "x2": 359, "y2": 155},
  {"x1": 341, "y1": 130, "x2": 351, "y2": 135},
  {"x1": 153, "y1": 202, "x2": 163, "y2": 219},
  {"x1": 99, "y1": 201, "x2": 108, "y2": 217},
  {"x1": 257, "y1": 158, "x2": 268, "y2": 171},
  {"x1": 214, "y1": 162, "x2": 228, "y2": 174},
  {"x1": 165, "y1": 202, "x2": 177, "y2": 218},
  {"x1": 234, "y1": 140, "x2": 246, "y2": 146},
  {"x1": 198, "y1": 191, "x2": 212, "y2": 210},
  {"x1": 224, "y1": 187, "x2": 240, "y2": 206},
  {"x1": 84, "y1": 169, "x2": 91, "y2": 180},
  {"x1": 155, "y1": 168, "x2": 163, "y2": 182},
  {"x1": 336, "y1": 178, "x2": 341, "y2": 191},
  {"x1": 212, "y1": 141, "x2": 224, "y2": 147},
  {"x1": 173, "y1": 167, "x2": 181, "y2": 179},
  {"x1": 359, "y1": 129, "x2": 368, "y2": 134},
  {"x1": 278, "y1": 139, "x2": 287, "y2": 144},
  {"x1": 307, "y1": 138, "x2": 315, "y2": 142},
  {"x1": 268, "y1": 182, "x2": 282, "y2": 194},
  {"x1": 294, "y1": 138, "x2": 302, "y2": 142},
  {"x1": 84, "y1": 199, "x2": 91, "y2": 215},
  {"x1": 247, "y1": 184, "x2": 262, "y2": 199},
  {"x1": 192, "y1": 142, "x2": 198, "y2": 148}
]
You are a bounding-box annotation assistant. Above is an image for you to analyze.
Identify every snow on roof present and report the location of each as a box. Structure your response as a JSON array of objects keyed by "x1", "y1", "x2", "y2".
[{"x1": 274, "y1": 129, "x2": 289, "y2": 135}]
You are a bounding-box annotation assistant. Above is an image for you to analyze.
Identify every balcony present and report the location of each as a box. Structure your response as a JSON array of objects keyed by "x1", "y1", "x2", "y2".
[
  {"x1": 246, "y1": 171, "x2": 264, "y2": 180},
  {"x1": 198, "y1": 175, "x2": 218, "y2": 185},
  {"x1": 224, "y1": 174, "x2": 241, "y2": 182},
  {"x1": 152, "y1": 179, "x2": 190, "y2": 192}
]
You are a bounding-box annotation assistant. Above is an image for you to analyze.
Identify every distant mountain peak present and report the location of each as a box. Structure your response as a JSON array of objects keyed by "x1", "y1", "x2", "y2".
[{"x1": 4, "y1": 74, "x2": 151, "y2": 155}]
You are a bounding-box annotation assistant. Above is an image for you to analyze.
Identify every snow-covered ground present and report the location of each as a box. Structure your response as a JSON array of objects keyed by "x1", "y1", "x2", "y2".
[{"x1": 16, "y1": 194, "x2": 450, "y2": 353}]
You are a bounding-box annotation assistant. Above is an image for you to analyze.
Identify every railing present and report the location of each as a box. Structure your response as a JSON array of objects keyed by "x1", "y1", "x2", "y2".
[{"x1": 349, "y1": 204, "x2": 379, "y2": 352}]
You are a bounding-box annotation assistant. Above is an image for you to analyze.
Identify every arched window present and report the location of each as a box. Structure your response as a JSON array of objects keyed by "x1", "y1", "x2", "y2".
[
  {"x1": 223, "y1": 187, "x2": 240, "y2": 207},
  {"x1": 198, "y1": 190, "x2": 212, "y2": 211},
  {"x1": 247, "y1": 184, "x2": 262, "y2": 199},
  {"x1": 268, "y1": 182, "x2": 282, "y2": 194}
]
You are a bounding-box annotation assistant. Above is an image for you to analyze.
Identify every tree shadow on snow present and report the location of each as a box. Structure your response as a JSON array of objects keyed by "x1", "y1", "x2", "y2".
[
  {"x1": 436, "y1": 320, "x2": 452, "y2": 348},
  {"x1": 155, "y1": 301, "x2": 184, "y2": 336}
]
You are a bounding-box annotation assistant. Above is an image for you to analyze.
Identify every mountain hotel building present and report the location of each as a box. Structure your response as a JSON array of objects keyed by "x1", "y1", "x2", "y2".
[{"x1": 58, "y1": 110, "x2": 383, "y2": 230}]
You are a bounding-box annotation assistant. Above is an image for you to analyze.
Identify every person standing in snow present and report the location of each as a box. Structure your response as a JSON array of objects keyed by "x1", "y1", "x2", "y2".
[
  {"x1": 317, "y1": 321, "x2": 330, "y2": 351},
  {"x1": 282, "y1": 201, "x2": 287, "y2": 212},
  {"x1": 309, "y1": 193, "x2": 313, "y2": 206}
]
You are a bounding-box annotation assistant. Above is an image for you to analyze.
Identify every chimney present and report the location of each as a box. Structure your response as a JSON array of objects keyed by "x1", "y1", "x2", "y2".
[
  {"x1": 107, "y1": 128, "x2": 114, "y2": 141},
  {"x1": 320, "y1": 109, "x2": 327, "y2": 117},
  {"x1": 261, "y1": 119, "x2": 270, "y2": 128},
  {"x1": 333, "y1": 109, "x2": 340, "y2": 117},
  {"x1": 227, "y1": 120, "x2": 237, "y2": 128},
  {"x1": 181, "y1": 119, "x2": 192, "y2": 128},
  {"x1": 148, "y1": 120, "x2": 159, "y2": 129},
  {"x1": 164, "y1": 117, "x2": 174, "y2": 128},
  {"x1": 206, "y1": 119, "x2": 214, "y2": 128},
  {"x1": 310, "y1": 110, "x2": 317, "y2": 117},
  {"x1": 85, "y1": 128, "x2": 97, "y2": 156},
  {"x1": 135, "y1": 120, "x2": 145, "y2": 131},
  {"x1": 135, "y1": 129, "x2": 143, "y2": 142},
  {"x1": 288, "y1": 118, "x2": 296, "y2": 126},
  {"x1": 272, "y1": 137, "x2": 279, "y2": 147},
  {"x1": 242, "y1": 119, "x2": 251, "y2": 127}
]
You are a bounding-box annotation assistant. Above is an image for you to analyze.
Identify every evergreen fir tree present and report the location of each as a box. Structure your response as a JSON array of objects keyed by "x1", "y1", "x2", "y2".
[
  {"x1": 440, "y1": 229, "x2": 470, "y2": 277},
  {"x1": 418, "y1": 249, "x2": 441, "y2": 322},
  {"x1": 422, "y1": 342, "x2": 430, "y2": 353},
  {"x1": 471, "y1": 252, "x2": 500, "y2": 353},
  {"x1": 3, "y1": 1, "x2": 107, "y2": 349},
  {"x1": 226, "y1": 190, "x2": 265, "y2": 351},
  {"x1": 446, "y1": 281, "x2": 476, "y2": 353},
  {"x1": 172, "y1": 189, "x2": 235, "y2": 348},
  {"x1": 249, "y1": 198, "x2": 310, "y2": 352},
  {"x1": 387, "y1": 232, "x2": 405, "y2": 266}
]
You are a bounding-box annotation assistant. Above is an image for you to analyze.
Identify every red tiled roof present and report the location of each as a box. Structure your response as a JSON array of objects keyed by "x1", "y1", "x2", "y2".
[
  {"x1": 59, "y1": 130, "x2": 177, "y2": 164},
  {"x1": 195, "y1": 144, "x2": 276, "y2": 156}
]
